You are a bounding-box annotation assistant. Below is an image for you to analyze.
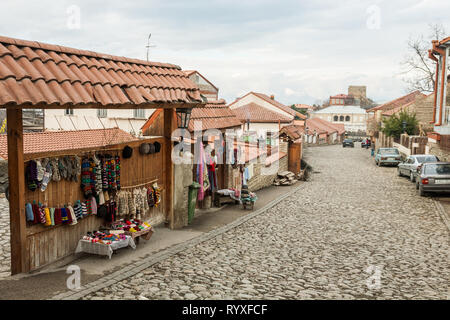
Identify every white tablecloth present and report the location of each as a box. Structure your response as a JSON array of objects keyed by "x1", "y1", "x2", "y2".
[{"x1": 75, "y1": 236, "x2": 136, "y2": 259}]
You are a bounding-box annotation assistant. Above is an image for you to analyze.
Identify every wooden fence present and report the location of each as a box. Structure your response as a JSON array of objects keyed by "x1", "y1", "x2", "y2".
[{"x1": 400, "y1": 134, "x2": 428, "y2": 155}]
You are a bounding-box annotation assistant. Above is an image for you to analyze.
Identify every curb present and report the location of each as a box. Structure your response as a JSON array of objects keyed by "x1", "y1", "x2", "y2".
[
  {"x1": 50, "y1": 182, "x2": 305, "y2": 300},
  {"x1": 432, "y1": 199, "x2": 450, "y2": 234}
]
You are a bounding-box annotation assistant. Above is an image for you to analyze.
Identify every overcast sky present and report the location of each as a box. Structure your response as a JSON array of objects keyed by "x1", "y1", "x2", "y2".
[{"x1": 0, "y1": 0, "x2": 448, "y2": 105}]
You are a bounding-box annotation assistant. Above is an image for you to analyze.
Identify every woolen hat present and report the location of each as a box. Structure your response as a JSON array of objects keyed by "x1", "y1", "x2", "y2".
[
  {"x1": 148, "y1": 143, "x2": 156, "y2": 154},
  {"x1": 153, "y1": 141, "x2": 161, "y2": 153},
  {"x1": 122, "y1": 146, "x2": 133, "y2": 159},
  {"x1": 139, "y1": 143, "x2": 150, "y2": 155}
]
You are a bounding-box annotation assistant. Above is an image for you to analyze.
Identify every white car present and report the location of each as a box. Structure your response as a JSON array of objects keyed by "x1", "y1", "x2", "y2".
[{"x1": 397, "y1": 154, "x2": 439, "y2": 182}]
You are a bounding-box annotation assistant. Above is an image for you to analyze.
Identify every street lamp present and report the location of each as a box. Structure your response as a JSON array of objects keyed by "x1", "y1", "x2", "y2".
[
  {"x1": 402, "y1": 120, "x2": 407, "y2": 133},
  {"x1": 176, "y1": 108, "x2": 192, "y2": 129}
]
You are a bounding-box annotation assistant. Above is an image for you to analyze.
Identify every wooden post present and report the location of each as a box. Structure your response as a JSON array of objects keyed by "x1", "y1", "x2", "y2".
[
  {"x1": 164, "y1": 109, "x2": 176, "y2": 229},
  {"x1": 7, "y1": 108, "x2": 28, "y2": 274}
]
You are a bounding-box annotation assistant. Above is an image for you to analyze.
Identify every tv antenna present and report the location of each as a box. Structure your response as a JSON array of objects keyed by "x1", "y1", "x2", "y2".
[{"x1": 146, "y1": 33, "x2": 157, "y2": 61}]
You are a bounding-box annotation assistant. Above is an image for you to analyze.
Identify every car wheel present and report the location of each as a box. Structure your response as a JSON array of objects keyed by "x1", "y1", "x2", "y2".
[
  {"x1": 418, "y1": 185, "x2": 426, "y2": 197},
  {"x1": 409, "y1": 171, "x2": 415, "y2": 182}
]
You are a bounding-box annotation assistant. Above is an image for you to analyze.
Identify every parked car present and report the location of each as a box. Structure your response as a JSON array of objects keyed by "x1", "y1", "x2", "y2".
[
  {"x1": 374, "y1": 148, "x2": 401, "y2": 166},
  {"x1": 397, "y1": 155, "x2": 440, "y2": 182},
  {"x1": 415, "y1": 162, "x2": 450, "y2": 196},
  {"x1": 342, "y1": 139, "x2": 354, "y2": 148},
  {"x1": 361, "y1": 139, "x2": 371, "y2": 148}
]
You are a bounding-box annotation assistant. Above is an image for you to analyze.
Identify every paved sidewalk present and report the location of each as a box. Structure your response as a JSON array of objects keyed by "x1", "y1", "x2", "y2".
[{"x1": 0, "y1": 178, "x2": 302, "y2": 299}]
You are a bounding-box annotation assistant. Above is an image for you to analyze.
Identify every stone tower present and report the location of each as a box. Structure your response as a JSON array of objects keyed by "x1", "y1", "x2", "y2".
[{"x1": 348, "y1": 86, "x2": 367, "y2": 100}]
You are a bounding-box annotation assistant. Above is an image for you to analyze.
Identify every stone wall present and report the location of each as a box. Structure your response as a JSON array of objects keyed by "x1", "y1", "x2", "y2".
[
  {"x1": 427, "y1": 141, "x2": 450, "y2": 162},
  {"x1": 247, "y1": 155, "x2": 288, "y2": 191},
  {"x1": 348, "y1": 85, "x2": 366, "y2": 100},
  {"x1": 0, "y1": 160, "x2": 7, "y2": 194}
]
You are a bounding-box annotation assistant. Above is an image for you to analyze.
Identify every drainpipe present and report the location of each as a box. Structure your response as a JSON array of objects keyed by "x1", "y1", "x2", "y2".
[
  {"x1": 429, "y1": 49, "x2": 438, "y2": 124},
  {"x1": 438, "y1": 52, "x2": 447, "y2": 126}
]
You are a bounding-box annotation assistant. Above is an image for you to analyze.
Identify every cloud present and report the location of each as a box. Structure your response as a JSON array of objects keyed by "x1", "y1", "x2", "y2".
[{"x1": 0, "y1": 0, "x2": 448, "y2": 105}]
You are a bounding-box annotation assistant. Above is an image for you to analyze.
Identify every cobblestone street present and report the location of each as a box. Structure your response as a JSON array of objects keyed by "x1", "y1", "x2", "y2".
[{"x1": 78, "y1": 144, "x2": 449, "y2": 300}]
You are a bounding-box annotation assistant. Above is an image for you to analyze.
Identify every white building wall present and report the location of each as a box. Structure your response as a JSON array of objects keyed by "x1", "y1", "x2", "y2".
[{"x1": 44, "y1": 109, "x2": 156, "y2": 135}]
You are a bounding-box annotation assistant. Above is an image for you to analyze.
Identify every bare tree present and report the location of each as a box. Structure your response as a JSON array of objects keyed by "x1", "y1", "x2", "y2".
[{"x1": 401, "y1": 23, "x2": 447, "y2": 93}]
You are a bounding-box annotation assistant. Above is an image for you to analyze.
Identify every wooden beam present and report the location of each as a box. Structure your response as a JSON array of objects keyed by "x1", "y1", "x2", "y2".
[
  {"x1": 7, "y1": 108, "x2": 28, "y2": 274},
  {"x1": 3, "y1": 102, "x2": 203, "y2": 110},
  {"x1": 163, "y1": 109, "x2": 176, "y2": 229}
]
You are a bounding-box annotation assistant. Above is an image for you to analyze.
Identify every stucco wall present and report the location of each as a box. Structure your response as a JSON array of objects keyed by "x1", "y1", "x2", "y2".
[{"x1": 173, "y1": 162, "x2": 194, "y2": 228}]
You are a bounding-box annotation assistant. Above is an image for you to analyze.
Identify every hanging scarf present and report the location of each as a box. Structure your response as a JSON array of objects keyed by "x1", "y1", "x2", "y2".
[{"x1": 197, "y1": 140, "x2": 205, "y2": 201}]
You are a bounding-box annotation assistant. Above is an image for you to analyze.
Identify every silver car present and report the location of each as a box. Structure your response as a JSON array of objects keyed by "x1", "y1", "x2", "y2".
[
  {"x1": 397, "y1": 154, "x2": 439, "y2": 182},
  {"x1": 415, "y1": 162, "x2": 450, "y2": 196}
]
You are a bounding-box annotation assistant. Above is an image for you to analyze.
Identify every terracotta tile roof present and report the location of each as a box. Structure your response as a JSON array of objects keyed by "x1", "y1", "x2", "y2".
[
  {"x1": 0, "y1": 35, "x2": 202, "y2": 107},
  {"x1": 305, "y1": 118, "x2": 334, "y2": 135},
  {"x1": 188, "y1": 99, "x2": 242, "y2": 132},
  {"x1": 367, "y1": 91, "x2": 425, "y2": 113},
  {"x1": 294, "y1": 104, "x2": 315, "y2": 110},
  {"x1": 280, "y1": 124, "x2": 305, "y2": 141},
  {"x1": 330, "y1": 94, "x2": 350, "y2": 98},
  {"x1": 251, "y1": 92, "x2": 299, "y2": 117},
  {"x1": 382, "y1": 100, "x2": 415, "y2": 116},
  {"x1": 311, "y1": 118, "x2": 345, "y2": 135},
  {"x1": 232, "y1": 102, "x2": 293, "y2": 123},
  {"x1": 0, "y1": 127, "x2": 137, "y2": 160}
]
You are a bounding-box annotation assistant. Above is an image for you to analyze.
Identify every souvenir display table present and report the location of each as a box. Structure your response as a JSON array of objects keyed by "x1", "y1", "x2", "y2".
[
  {"x1": 75, "y1": 233, "x2": 136, "y2": 259},
  {"x1": 109, "y1": 219, "x2": 154, "y2": 245},
  {"x1": 213, "y1": 189, "x2": 240, "y2": 207}
]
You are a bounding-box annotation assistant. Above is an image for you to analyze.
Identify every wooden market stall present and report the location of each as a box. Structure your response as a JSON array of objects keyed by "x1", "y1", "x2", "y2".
[
  {"x1": 0, "y1": 35, "x2": 203, "y2": 274},
  {"x1": 279, "y1": 124, "x2": 304, "y2": 175}
]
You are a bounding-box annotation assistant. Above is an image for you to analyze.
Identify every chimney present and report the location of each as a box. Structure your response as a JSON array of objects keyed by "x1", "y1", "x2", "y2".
[{"x1": 270, "y1": 94, "x2": 275, "y2": 100}]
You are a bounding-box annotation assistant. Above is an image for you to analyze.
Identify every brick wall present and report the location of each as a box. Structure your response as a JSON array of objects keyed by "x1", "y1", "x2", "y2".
[{"x1": 409, "y1": 93, "x2": 435, "y2": 133}]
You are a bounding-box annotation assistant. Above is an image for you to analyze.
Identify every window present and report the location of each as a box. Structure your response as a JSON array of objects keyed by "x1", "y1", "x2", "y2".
[
  {"x1": 97, "y1": 109, "x2": 107, "y2": 118},
  {"x1": 65, "y1": 109, "x2": 74, "y2": 116},
  {"x1": 333, "y1": 115, "x2": 338, "y2": 121},
  {"x1": 345, "y1": 116, "x2": 350, "y2": 121},
  {"x1": 133, "y1": 109, "x2": 146, "y2": 118},
  {"x1": 339, "y1": 115, "x2": 344, "y2": 121}
]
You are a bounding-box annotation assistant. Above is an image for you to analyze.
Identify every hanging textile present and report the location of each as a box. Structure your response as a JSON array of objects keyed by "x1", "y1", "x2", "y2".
[{"x1": 196, "y1": 139, "x2": 205, "y2": 201}]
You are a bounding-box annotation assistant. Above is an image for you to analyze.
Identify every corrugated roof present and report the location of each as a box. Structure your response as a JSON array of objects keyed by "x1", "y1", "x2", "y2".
[
  {"x1": 232, "y1": 102, "x2": 293, "y2": 123},
  {"x1": 0, "y1": 35, "x2": 202, "y2": 107},
  {"x1": 0, "y1": 127, "x2": 137, "y2": 160},
  {"x1": 314, "y1": 105, "x2": 366, "y2": 114}
]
